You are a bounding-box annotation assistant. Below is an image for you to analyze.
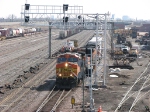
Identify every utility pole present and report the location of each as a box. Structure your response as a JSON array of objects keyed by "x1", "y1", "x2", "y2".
[
  {"x1": 89, "y1": 48, "x2": 95, "y2": 112},
  {"x1": 94, "y1": 13, "x2": 99, "y2": 87},
  {"x1": 82, "y1": 56, "x2": 86, "y2": 112},
  {"x1": 48, "y1": 22, "x2": 52, "y2": 58},
  {"x1": 102, "y1": 14, "x2": 107, "y2": 87},
  {"x1": 111, "y1": 22, "x2": 114, "y2": 58}
]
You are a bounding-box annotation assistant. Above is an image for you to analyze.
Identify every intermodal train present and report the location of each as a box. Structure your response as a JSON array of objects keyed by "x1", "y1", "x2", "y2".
[{"x1": 55, "y1": 38, "x2": 101, "y2": 89}]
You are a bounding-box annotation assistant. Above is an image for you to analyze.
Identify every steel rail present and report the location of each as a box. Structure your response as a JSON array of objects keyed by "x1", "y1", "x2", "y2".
[
  {"x1": 0, "y1": 30, "x2": 94, "y2": 112},
  {"x1": 115, "y1": 62, "x2": 150, "y2": 112},
  {"x1": 0, "y1": 60, "x2": 56, "y2": 112},
  {"x1": 36, "y1": 86, "x2": 57, "y2": 112},
  {"x1": 51, "y1": 89, "x2": 72, "y2": 112},
  {"x1": 129, "y1": 73, "x2": 150, "y2": 111}
]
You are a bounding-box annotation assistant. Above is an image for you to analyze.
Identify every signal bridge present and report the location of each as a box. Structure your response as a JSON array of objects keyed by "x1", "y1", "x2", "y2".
[{"x1": 21, "y1": 4, "x2": 120, "y2": 30}]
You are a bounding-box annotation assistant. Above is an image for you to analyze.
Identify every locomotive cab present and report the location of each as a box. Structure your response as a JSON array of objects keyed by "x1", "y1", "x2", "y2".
[{"x1": 56, "y1": 53, "x2": 83, "y2": 89}]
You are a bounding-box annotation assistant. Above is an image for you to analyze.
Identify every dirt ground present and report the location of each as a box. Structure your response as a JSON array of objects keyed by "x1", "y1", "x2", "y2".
[
  {"x1": 0, "y1": 24, "x2": 95, "y2": 112},
  {"x1": 56, "y1": 38, "x2": 150, "y2": 112},
  {"x1": 1, "y1": 22, "x2": 150, "y2": 112},
  {"x1": 55, "y1": 57, "x2": 150, "y2": 112}
]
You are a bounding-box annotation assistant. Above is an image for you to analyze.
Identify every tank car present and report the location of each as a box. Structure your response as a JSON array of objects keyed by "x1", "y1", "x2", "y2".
[{"x1": 56, "y1": 53, "x2": 83, "y2": 89}]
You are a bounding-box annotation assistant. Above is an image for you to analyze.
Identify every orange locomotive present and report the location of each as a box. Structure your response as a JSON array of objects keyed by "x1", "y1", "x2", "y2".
[
  {"x1": 55, "y1": 39, "x2": 101, "y2": 89},
  {"x1": 56, "y1": 52, "x2": 83, "y2": 89}
]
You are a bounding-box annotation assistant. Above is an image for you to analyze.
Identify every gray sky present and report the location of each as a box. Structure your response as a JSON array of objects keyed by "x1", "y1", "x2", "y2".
[{"x1": 0, "y1": 0, "x2": 150, "y2": 20}]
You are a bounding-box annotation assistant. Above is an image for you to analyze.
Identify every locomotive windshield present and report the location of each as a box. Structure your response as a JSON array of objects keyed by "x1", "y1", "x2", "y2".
[
  {"x1": 57, "y1": 57, "x2": 67, "y2": 63},
  {"x1": 68, "y1": 57, "x2": 78, "y2": 62}
]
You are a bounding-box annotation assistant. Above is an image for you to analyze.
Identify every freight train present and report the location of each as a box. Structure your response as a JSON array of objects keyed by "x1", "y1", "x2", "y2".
[
  {"x1": 59, "y1": 27, "x2": 83, "y2": 39},
  {"x1": 55, "y1": 39, "x2": 100, "y2": 89},
  {"x1": 0, "y1": 27, "x2": 41, "y2": 40},
  {"x1": 56, "y1": 52, "x2": 83, "y2": 88}
]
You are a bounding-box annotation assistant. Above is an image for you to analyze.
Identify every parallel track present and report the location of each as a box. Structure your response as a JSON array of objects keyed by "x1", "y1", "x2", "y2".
[
  {"x1": 0, "y1": 60, "x2": 56, "y2": 112},
  {"x1": 36, "y1": 86, "x2": 72, "y2": 112},
  {"x1": 0, "y1": 30, "x2": 94, "y2": 112},
  {"x1": 0, "y1": 33, "x2": 60, "y2": 85},
  {"x1": 115, "y1": 61, "x2": 150, "y2": 112}
]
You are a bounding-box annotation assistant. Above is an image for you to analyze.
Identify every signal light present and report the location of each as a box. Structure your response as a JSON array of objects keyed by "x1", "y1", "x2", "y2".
[
  {"x1": 86, "y1": 48, "x2": 91, "y2": 55},
  {"x1": 63, "y1": 4, "x2": 68, "y2": 11},
  {"x1": 25, "y1": 16, "x2": 29, "y2": 22},
  {"x1": 85, "y1": 68, "x2": 92, "y2": 77},
  {"x1": 63, "y1": 17, "x2": 69, "y2": 23},
  {"x1": 65, "y1": 17, "x2": 69, "y2": 22},
  {"x1": 78, "y1": 15, "x2": 81, "y2": 19},
  {"x1": 25, "y1": 4, "x2": 30, "y2": 10}
]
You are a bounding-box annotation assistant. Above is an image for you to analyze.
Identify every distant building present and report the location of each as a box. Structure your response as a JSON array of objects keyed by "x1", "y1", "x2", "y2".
[
  {"x1": 125, "y1": 23, "x2": 150, "y2": 32},
  {"x1": 114, "y1": 22, "x2": 125, "y2": 29},
  {"x1": 111, "y1": 14, "x2": 115, "y2": 20},
  {"x1": 122, "y1": 15, "x2": 130, "y2": 21},
  {"x1": 114, "y1": 21, "x2": 132, "y2": 30},
  {"x1": 139, "y1": 24, "x2": 150, "y2": 32},
  {"x1": 115, "y1": 18, "x2": 121, "y2": 21}
]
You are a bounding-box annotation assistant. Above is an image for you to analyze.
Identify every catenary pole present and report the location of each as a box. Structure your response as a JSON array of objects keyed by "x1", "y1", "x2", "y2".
[{"x1": 48, "y1": 22, "x2": 52, "y2": 58}]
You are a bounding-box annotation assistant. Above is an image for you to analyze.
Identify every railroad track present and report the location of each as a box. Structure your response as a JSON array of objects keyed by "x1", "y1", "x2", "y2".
[
  {"x1": 0, "y1": 32, "x2": 58, "y2": 57},
  {"x1": 0, "y1": 59, "x2": 56, "y2": 112},
  {"x1": 36, "y1": 86, "x2": 72, "y2": 112},
  {"x1": 0, "y1": 29, "x2": 58, "y2": 47},
  {"x1": 0, "y1": 29, "x2": 59, "y2": 56},
  {"x1": 115, "y1": 61, "x2": 150, "y2": 112},
  {"x1": 1, "y1": 30, "x2": 93, "y2": 85},
  {"x1": 0, "y1": 30, "x2": 94, "y2": 112},
  {"x1": 0, "y1": 34, "x2": 60, "y2": 85},
  {"x1": 1, "y1": 30, "x2": 91, "y2": 84},
  {"x1": 0, "y1": 31, "x2": 92, "y2": 86}
]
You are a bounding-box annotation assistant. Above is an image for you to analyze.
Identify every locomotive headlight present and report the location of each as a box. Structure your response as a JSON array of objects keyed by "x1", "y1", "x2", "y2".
[
  {"x1": 58, "y1": 74, "x2": 62, "y2": 77},
  {"x1": 65, "y1": 63, "x2": 68, "y2": 67}
]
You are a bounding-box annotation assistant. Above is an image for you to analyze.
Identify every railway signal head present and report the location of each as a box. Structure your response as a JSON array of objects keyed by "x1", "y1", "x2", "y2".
[
  {"x1": 78, "y1": 15, "x2": 81, "y2": 19},
  {"x1": 63, "y1": 4, "x2": 69, "y2": 11},
  {"x1": 25, "y1": 4, "x2": 30, "y2": 10},
  {"x1": 25, "y1": 16, "x2": 29, "y2": 22},
  {"x1": 63, "y1": 17, "x2": 69, "y2": 23}
]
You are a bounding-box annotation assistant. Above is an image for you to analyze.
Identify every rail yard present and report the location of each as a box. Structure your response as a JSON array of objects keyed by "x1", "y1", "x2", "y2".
[
  {"x1": 0, "y1": 21, "x2": 150, "y2": 112},
  {"x1": 0, "y1": 3, "x2": 150, "y2": 112}
]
